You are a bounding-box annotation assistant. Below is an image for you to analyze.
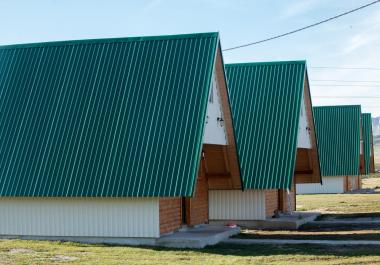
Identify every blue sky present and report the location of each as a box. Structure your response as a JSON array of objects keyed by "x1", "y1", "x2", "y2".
[{"x1": 1, "y1": 0, "x2": 379, "y2": 116}]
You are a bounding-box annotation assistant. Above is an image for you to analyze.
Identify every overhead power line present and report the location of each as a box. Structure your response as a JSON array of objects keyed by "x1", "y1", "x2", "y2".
[
  {"x1": 310, "y1": 66, "x2": 380, "y2": 71},
  {"x1": 223, "y1": 0, "x2": 380, "y2": 51}
]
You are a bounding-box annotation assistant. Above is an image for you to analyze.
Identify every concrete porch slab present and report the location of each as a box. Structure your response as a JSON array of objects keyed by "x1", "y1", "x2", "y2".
[
  {"x1": 210, "y1": 211, "x2": 320, "y2": 230},
  {"x1": 156, "y1": 225, "x2": 241, "y2": 249}
]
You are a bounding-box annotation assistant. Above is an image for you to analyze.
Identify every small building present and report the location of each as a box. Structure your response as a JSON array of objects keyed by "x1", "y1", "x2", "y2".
[
  {"x1": 208, "y1": 60, "x2": 321, "y2": 224},
  {"x1": 362, "y1": 113, "x2": 376, "y2": 174},
  {"x1": 297, "y1": 105, "x2": 362, "y2": 194},
  {"x1": 0, "y1": 32, "x2": 242, "y2": 244}
]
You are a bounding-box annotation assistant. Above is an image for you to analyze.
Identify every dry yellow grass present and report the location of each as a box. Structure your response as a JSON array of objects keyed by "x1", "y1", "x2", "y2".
[{"x1": 297, "y1": 174, "x2": 380, "y2": 213}]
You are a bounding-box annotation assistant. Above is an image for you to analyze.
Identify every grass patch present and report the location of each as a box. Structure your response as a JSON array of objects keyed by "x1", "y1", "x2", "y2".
[
  {"x1": 362, "y1": 174, "x2": 380, "y2": 190},
  {"x1": 297, "y1": 175, "x2": 380, "y2": 213},
  {"x1": 1, "y1": 239, "x2": 380, "y2": 264},
  {"x1": 296, "y1": 193, "x2": 380, "y2": 213}
]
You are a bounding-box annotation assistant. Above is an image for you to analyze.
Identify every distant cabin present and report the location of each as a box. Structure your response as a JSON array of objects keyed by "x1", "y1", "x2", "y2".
[
  {"x1": 209, "y1": 61, "x2": 322, "y2": 225},
  {"x1": 297, "y1": 105, "x2": 363, "y2": 194},
  {"x1": 362, "y1": 113, "x2": 376, "y2": 174}
]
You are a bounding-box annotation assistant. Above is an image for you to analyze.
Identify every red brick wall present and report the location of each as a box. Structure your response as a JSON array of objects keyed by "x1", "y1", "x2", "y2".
[
  {"x1": 266, "y1": 181, "x2": 297, "y2": 218},
  {"x1": 187, "y1": 170, "x2": 209, "y2": 226},
  {"x1": 278, "y1": 180, "x2": 296, "y2": 214},
  {"x1": 347, "y1": 175, "x2": 361, "y2": 191},
  {"x1": 360, "y1": 155, "x2": 365, "y2": 174},
  {"x1": 343, "y1": 176, "x2": 349, "y2": 192},
  {"x1": 159, "y1": 197, "x2": 182, "y2": 235},
  {"x1": 370, "y1": 155, "x2": 376, "y2": 173},
  {"x1": 265, "y1": 189, "x2": 278, "y2": 217}
]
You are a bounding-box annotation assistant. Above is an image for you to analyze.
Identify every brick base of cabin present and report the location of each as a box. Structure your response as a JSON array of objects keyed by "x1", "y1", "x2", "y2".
[
  {"x1": 370, "y1": 155, "x2": 376, "y2": 173},
  {"x1": 279, "y1": 180, "x2": 296, "y2": 214},
  {"x1": 343, "y1": 175, "x2": 361, "y2": 192},
  {"x1": 360, "y1": 154, "x2": 365, "y2": 175},
  {"x1": 265, "y1": 189, "x2": 278, "y2": 217},
  {"x1": 185, "y1": 171, "x2": 209, "y2": 226},
  {"x1": 159, "y1": 197, "x2": 182, "y2": 235},
  {"x1": 159, "y1": 168, "x2": 208, "y2": 235},
  {"x1": 265, "y1": 181, "x2": 296, "y2": 218}
]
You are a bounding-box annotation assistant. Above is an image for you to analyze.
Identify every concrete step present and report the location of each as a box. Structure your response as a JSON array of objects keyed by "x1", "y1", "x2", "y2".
[{"x1": 157, "y1": 225, "x2": 240, "y2": 248}]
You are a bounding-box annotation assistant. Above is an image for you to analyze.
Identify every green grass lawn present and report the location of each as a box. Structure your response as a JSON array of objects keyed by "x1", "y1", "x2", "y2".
[
  {"x1": 297, "y1": 174, "x2": 380, "y2": 213},
  {"x1": 296, "y1": 193, "x2": 380, "y2": 213},
  {"x1": 1, "y1": 239, "x2": 380, "y2": 265}
]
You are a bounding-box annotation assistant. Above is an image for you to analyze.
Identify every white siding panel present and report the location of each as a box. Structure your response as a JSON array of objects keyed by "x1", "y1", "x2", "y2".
[
  {"x1": 0, "y1": 198, "x2": 159, "y2": 238},
  {"x1": 296, "y1": 176, "x2": 344, "y2": 194},
  {"x1": 297, "y1": 91, "x2": 312, "y2": 148},
  {"x1": 209, "y1": 190, "x2": 265, "y2": 220},
  {"x1": 203, "y1": 71, "x2": 228, "y2": 145}
]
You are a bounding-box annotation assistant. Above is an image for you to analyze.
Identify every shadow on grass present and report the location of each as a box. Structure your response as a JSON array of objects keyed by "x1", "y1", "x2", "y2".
[
  {"x1": 317, "y1": 212, "x2": 380, "y2": 220},
  {"x1": 7, "y1": 239, "x2": 380, "y2": 259},
  {"x1": 235, "y1": 232, "x2": 380, "y2": 241},
  {"x1": 132, "y1": 243, "x2": 380, "y2": 258}
]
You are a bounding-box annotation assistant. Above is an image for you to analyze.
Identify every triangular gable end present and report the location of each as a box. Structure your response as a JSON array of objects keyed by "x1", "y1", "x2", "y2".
[
  {"x1": 294, "y1": 72, "x2": 322, "y2": 184},
  {"x1": 203, "y1": 71, "x2": 228, "y2": 145},
  {"x1": 200, "y1": 44, "x2": 242, "y2": 190}
]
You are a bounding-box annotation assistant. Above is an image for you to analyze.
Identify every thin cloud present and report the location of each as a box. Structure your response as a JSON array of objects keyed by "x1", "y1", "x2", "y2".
[{"x1": 280, "y1": 0, "x2": 320, "y2": 19}]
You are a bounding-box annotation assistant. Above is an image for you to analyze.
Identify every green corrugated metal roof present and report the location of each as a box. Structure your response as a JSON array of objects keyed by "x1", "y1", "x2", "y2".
[
  {"x1": 313, "y1": 105, "x2": 361, "y2": 177},
  {"x1": 362, "y1": 113, "x2": 372, "y2": 175},
  {"x1": 225, "y1": 61, "x2": 306, "y2": 190},
  {"x1": 0, "y1": 32, "x2": 219, "y2": 197}
]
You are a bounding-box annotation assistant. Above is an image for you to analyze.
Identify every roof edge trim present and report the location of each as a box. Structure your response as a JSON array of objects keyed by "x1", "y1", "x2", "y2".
[
  {"x1": 225, "y1": 60, "x2": 306, "y2": 67},
  {"x1": 0, "y1": 32, "x2": 219, "y2": 50}
]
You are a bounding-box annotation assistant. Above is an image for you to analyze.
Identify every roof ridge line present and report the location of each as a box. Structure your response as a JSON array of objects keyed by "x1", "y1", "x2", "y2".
[
  {"x1": 0, "y1": 32, "x2": 219, "y2": 50},
  {"x1": 225, "y1": 60, "x2": 306, "y2": 67}
]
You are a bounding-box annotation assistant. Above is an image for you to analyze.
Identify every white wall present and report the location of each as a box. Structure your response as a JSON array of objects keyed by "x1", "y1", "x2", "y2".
[
  {"x1": 203, "y1": 72, "x2": 228, "y2": 145},
  {"x1": 297, "y1": 91, "x2": 312, "y2": 148},
  {"x1": 296, "y1": 176, "x2": 344, "y2": 194},
  {"x1": 209, "y1": 190, "x2": 266, "y2": 220},
  {"x1": 0, "y1": 198, "x2": 160, "y2": 238}
]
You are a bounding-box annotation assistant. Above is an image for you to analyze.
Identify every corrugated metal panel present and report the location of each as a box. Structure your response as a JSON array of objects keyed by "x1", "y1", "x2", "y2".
[
  {"x1": 209, "y1": 190, "x2": 266, "y2": 220},
  {"x1": 362, "y1": 113, "x2": 372, "y2": 175},
  {"x1": 296, "y1": 176, "x2": 344, "y2": 194},
  {"x1": 225, "y1": 61, "x2": 306, "y2": 189},
  {"x1": 0, "y1": 198, "x2": 159, "y2": 237},
  {"x1": 0, "y1": 33, "x2": 218, "y2": 197},
  {"x1": 313, "y1": 105, "x2": 361, "y2": 176}
]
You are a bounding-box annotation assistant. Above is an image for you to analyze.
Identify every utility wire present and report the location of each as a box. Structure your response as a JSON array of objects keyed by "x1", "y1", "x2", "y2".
[{"x1": 223, "y1": 0, "x2": 380, "y2": 51}]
